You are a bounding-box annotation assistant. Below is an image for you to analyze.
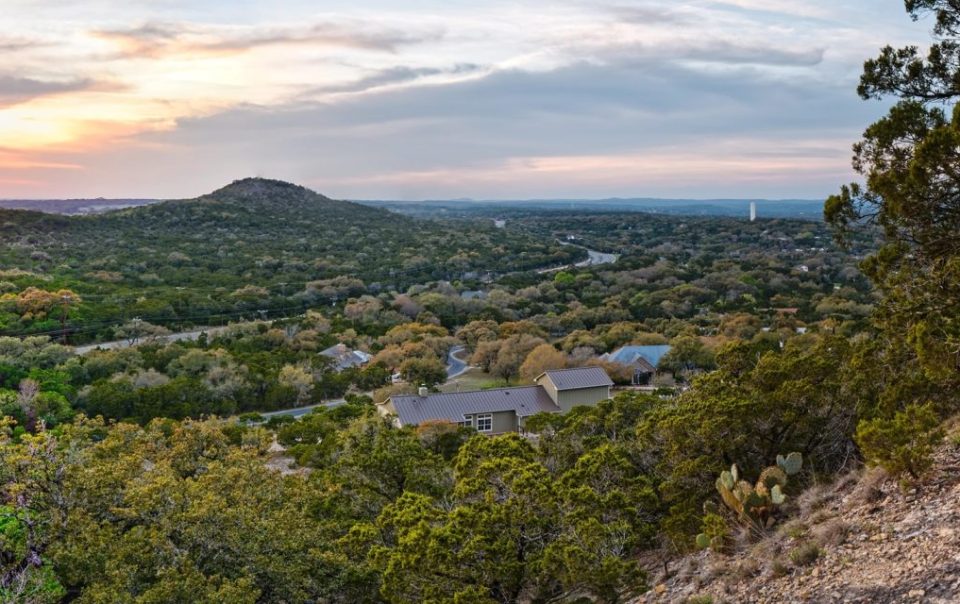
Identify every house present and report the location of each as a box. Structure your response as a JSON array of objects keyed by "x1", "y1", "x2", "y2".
[
  {"x1": 379, "y1": 366, "x2": 613, "y2": 434},
  {"x1": 601, "y1": 345, "x2": 672, "y2": 385},
  {"x1": 320, "y1": 343, "x2": 372, "y2": 371},
  {"x1": 533, "y1": 367, "x2": 614, "y2": 413}
]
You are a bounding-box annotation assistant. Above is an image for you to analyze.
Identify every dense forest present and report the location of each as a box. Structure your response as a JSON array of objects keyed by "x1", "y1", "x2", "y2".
[
  {"x1": 0, "y1": 178, "x2": 581, "y2": 342},
  {"x1": 4, "y1": 2, "x2": 960, "y2": 602}
]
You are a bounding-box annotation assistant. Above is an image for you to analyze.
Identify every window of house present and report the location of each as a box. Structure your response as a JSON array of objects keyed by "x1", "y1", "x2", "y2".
[
  {"x1": 459, "y1": 415, "x2": 473, "y2": 428},
  {"x1": 475, "y1": 414, "x2": 493, "y2": 432}
]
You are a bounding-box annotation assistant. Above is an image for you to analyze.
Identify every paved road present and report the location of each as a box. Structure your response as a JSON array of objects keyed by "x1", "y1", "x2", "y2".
[
  {"x1": 260, "y1": 399, "x2": 346, "y2": 420},
  {"x1": 446, "y1": 345, "x2": 469, "y2": 378},
  {"x1": 73, "y1": 327, "x2": 228, "y2": 355},
  {"x1": 537, "y1": 243, "x2": 619, "y2": 274},
  {"x1": 579, "y1": 249, "x2": 619, "y2": 267}
]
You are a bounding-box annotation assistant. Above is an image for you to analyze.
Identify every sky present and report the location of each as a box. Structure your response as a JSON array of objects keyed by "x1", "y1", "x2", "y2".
[{"x1": 0, "y1": 0, "x2": 933, "y2": 200}]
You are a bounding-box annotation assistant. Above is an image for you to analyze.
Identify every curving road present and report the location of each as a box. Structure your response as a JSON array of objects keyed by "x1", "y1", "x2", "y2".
[{"x1": 536, "y1": 242, "x2": 619, "y2": 274}]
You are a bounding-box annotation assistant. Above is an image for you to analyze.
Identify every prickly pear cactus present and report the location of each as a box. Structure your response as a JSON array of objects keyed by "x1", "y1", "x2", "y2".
[
  {"x1": 777, "y1": 452, "x2": 803, "y2": 476},
  {"x1": 708, "y1": 452, "x2": 803, "y2": 531},
  {"x1": 758, "y1": 466, "x2": 788, "y2": 490}
]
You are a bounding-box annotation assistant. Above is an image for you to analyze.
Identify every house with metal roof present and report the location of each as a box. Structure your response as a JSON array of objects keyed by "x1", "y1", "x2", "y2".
[
  {"x1": 320, "y1": 343, "x2": 372, "y2": 371},
  {"x1": 379, "y1": 366, "x2": 613, "y2": 434},
  {"x1": 600, "y1": 345, "x2": 672, "y2": 385},
  {"x1": 533, "y1": 367, "x2": 614, "y2": 412}
]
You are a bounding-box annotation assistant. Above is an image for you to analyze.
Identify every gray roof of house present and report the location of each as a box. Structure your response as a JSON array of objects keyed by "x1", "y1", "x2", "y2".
[
  {"x1": 633, "y1": 356, "x2": 657, "y2": 373},
  {"x1": 602, "y1": 345, "x2": 672, "y2": 367},
  {"x1": 390, "y1": 386, "x2": 561, "y2": 425},
  {"x1": 320, "y1": 344, "x2": 371, "y2": 370},
  {"x1": 539, "y1": 367, "x2": 614, "y2": 390}
]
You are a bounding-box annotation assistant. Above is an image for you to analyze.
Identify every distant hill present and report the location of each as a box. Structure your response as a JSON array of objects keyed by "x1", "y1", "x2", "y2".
[
  {"x1": 359, "y1": 198, "x2": 827, "y2": 220},
  {"x1": 0, "y1": 178, "x2": 580, "y2": 340},
  {"x1": 1, "y1": 193, "x2": 826, "y2": 220},
  {"x1": 0, "y1": 198, "x2": 159, "y2": 214},
  {"x1": 0, "y1": 178, "x2": 579, "y2": 289}
]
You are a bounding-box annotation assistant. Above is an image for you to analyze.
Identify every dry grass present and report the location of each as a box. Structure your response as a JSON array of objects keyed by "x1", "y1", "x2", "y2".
[
  {"x1": 788, "y1": 541, "x2": 821, "y2": 567},
  {"x1": 795, "y1": 482, "x2": 836, "y2": 517},
  {"x1": 849, "y1": 466, "x2": 889, "y2": 505},
  {"x1": 779, "y1": 519, "x2": 808, "y2": 540},
  {"x1": 810, "y1": 518, "x2": 850, "y2": 548},
  {"x1": 732, "y1": 557, "x2": 761, "y2": 581},
  {"x1": 769, "y1": 558, "x2": 790, "y2": 578}
]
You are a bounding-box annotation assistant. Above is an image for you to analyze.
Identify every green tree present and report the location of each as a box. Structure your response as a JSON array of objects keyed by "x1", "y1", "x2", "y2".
[
  {"x1": 398, "y1": 357, "x2": 447, "y2": 389},
  {"x1": 856, "y1": 402, "x2": 944, "y2": 479},
  {"x1": 826, "y1": 0, "x2": 960, "y2": 406},
  {"x1": 318, "y1": 416, "x2": 451, "y2": 522},
  {"x1": 657, "y1": 336, "x2": 715, "y2": 376},
  {"x1": 376, "y1": 435, "x2": 559, "y2": 604}
]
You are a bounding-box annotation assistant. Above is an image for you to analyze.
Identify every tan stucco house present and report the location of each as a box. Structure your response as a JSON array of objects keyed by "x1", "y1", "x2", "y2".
[{"x1": 378, "y1": 367, "x2": 613, "y2": 434}]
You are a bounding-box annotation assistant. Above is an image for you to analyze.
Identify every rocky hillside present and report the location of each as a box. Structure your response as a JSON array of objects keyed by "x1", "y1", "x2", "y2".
[{"x1": 633, "y1": 437, "x2": 960, "y2": 604}]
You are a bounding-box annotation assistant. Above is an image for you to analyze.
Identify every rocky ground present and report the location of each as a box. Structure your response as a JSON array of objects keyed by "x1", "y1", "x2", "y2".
[{"x1": 632, "y1": 440, "x2": 960, "y2": 604}]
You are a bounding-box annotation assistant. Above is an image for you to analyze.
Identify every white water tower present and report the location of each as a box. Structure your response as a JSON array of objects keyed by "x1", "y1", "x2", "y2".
[{"x1": 750, "y1": 202, "x2": 757, "y2": 222}]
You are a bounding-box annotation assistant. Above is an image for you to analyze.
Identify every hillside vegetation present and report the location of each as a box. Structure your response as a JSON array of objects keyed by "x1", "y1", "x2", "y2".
[{"x1": 0, "y1": 178, "x2": 579, "y2": 341}]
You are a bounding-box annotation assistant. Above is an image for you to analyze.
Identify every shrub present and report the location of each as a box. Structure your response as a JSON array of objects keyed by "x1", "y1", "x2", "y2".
[
  {"x1": 855, "y1": 402, "x2": 944, "y2": 479},
  {"x1": 696, "y1": 510, "x2": 730, "y2": 553},
  {"x1": 788, "y1": 542, "x2": 820, "y2": 567},
  {"x1": 770, "y1": 559, "x2": 790, "y2": 578}
]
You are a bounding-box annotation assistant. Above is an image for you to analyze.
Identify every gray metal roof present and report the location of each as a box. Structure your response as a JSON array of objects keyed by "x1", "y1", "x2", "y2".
[
  {"x1": 539, "y1": 367, "x2": 614, "y2": 391},
  {"x1": 320, "y1": 344, "x2": 371, "y2": 370},
  {"x1": 602, "y1": 345, "x2": 672, "y2": 367},
  {"x1": 390, "y1": 386, "x2": 561, "y2": 425}
]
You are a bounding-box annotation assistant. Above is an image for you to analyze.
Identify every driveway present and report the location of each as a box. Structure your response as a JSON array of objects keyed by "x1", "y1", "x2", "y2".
[
  {"x1": 446, "y1": 345, "x2": 470, "y2": 378},
  {"x1": 263, "y1": 346, "x2": 472, "y2": 420}
]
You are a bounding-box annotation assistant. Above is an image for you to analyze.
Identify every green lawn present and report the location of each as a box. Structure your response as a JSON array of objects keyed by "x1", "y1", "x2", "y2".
[{"x1": 439, "y1": 367, "x2": 513, "y2": 393}]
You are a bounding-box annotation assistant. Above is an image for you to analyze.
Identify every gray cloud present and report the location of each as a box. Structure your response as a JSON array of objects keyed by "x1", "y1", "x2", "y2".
[
  {"x1": 599, "y1": 39, "x2": 825, "y2": 68},
  {"x1": 610, "y1": 4, "x2": 692, "y2": 24},
  {"x1": 308, "y1": 63, "x2": 482, "y2": 95},
  {"x1": 0, "y1": 36, "x2": 46, "y2": 52},
  {"x1": 675, "y1": 40, "x2": 825, "y2": 66},
  {"x1": 95, "y1": 20, "x2": 441, "y2": 58},
  {"x1": 43, "y1": 54, "x2": 880, "y2": 199},
  {"x1": 211, "y1": 22, "x2": 440, "y2": 53},
  {"x1": 0, "y1": 75, "x2": 103, "y2": 106}
]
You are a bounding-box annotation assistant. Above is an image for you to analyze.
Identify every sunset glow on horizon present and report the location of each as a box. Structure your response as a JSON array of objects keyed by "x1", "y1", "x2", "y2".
[{"x1": 0, "y1": 0, "x2": 929, "y2": 200}]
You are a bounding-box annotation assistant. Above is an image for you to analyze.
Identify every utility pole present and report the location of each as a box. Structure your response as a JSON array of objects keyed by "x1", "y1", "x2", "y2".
[
  {"x1": 131, "y1": 316, "x2": 142, "y2": 345},
  {"x1": 60, "y1": 293, "x2": 73, "y2": 345}
]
